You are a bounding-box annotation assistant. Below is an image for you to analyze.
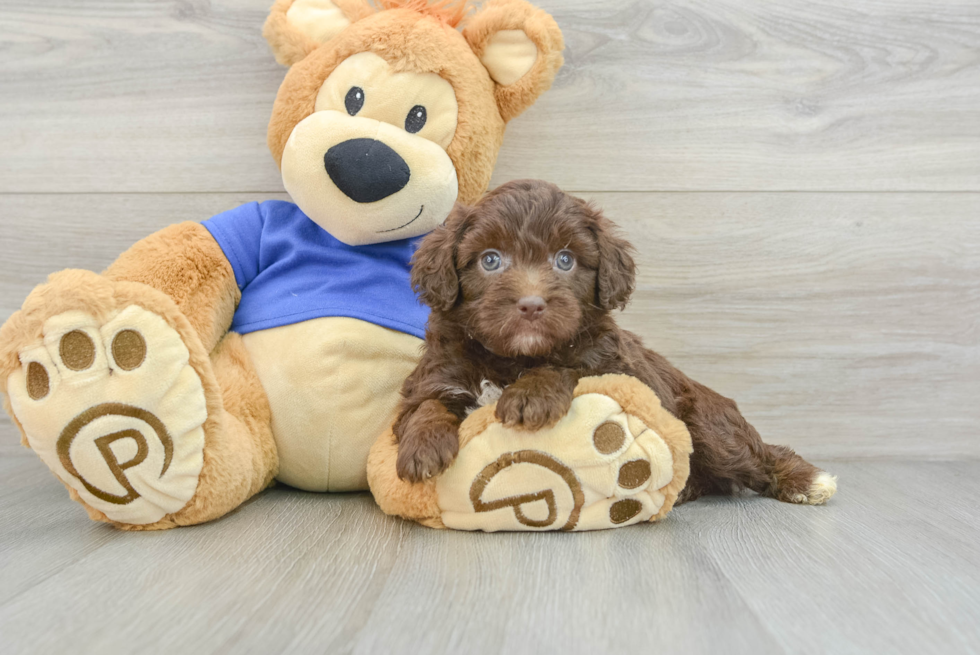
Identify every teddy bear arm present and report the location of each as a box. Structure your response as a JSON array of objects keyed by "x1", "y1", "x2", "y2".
[{"x1": 103, "y1": 221, "x2": 240, "y2": 354}]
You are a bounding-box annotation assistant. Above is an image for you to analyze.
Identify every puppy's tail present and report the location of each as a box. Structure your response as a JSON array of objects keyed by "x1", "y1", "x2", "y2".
[{"x1": 762, "y1": 443, "x2": 838, "y2": 505}]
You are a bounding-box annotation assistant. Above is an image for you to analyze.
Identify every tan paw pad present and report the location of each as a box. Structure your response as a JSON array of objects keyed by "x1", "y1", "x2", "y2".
[
  {"x1": 7, "y1": 306, "x2": 207, "y2": 525},
  {"x1": 436, "y1": 393, "x2": 677, "y2": 532}
]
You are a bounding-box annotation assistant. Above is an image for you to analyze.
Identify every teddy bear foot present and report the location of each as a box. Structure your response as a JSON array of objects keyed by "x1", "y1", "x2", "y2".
[
  {"x1": 367, "y1": 375, "x2": 694, "y2": 532},
  {"x1": 438, "y1": 392, "x2": 682, "y2": 531},
  {"x1": 2, "y1": 273, "x2": 209, "y2": 526}
]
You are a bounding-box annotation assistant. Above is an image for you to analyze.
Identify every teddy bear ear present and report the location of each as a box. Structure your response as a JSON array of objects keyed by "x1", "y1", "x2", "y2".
[
  {"x1": 462, "y1": 0, "x2": 564, "y2": 123},
  {"x1": 263, "y1": 0, "x2": 375, "y2": 67}
]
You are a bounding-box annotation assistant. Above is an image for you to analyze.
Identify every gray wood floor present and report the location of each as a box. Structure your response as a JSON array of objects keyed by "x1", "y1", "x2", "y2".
[
  {"x1": 2, "y1": 0, "x2": 979, "y2": 653},
  {"x1": 2, "y1": 438, "x2": 979, "y2": 655}
]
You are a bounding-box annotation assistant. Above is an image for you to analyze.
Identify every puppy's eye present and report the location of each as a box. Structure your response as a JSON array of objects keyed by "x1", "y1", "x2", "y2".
[
  {"x1": 345, "y1": 87, "x2": 364, "y2": 116},
  {"x1": 554, "y1": 250, "x2": 575, "y2": 272},
  {"x1": 480, "y1": 250, "x2": 502, "y2": 272},
  {"x1": 405, "y1": 105, "x2": 427, "y2": 133}
]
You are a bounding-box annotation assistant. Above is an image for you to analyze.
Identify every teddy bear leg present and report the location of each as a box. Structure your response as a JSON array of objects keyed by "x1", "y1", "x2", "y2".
[
  {"x1": 130, "y1": 332, "x2": 279, "y2": 530},
  {"x1": 0, "y1": 267, "x2": 273, "y2": 529},
  {"x1": 102, "y1": 221, "x2": 239, "y2": 356}
]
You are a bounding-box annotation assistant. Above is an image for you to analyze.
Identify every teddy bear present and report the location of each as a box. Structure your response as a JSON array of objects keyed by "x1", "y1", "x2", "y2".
[{"x1": 0, "y1": 0, "x2": 567, "y2": 530}]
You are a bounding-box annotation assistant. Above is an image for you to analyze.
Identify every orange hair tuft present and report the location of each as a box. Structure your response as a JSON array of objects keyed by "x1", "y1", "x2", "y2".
[{"x1": 374, "y1": 0, "x2": 474, "y2": 28}]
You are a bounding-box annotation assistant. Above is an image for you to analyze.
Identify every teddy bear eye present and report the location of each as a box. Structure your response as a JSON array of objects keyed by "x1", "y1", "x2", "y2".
[
  {"x1": 480, "y1": 250, "x2": 502, "y2": 272},
  {"x1": 345, "y1": 87, "x2": 364, "y2": 116},
  {"x1": 554, "y1": 250, "x2": 575, "y2": 271},
  {"x1": 405, "y1": 105, "x2": 427, "y2": 133}
]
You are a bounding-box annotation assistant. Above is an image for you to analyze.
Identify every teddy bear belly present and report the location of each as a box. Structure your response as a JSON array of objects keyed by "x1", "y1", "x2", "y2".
[{"x1": 240, "y1": 316, "x2": 422, "y2": 492}]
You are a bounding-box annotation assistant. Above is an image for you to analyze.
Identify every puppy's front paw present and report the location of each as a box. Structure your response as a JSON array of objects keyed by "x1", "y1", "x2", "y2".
[
  {"x1": 496, "y1": 384, "x2": 573, "y2": 431},
  {"x1": 396, "y1": 424, "x2": 460, "y2": 483}
]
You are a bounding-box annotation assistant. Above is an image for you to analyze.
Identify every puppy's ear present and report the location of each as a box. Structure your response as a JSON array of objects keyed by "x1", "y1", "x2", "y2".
[
  {"x1": 411, "y1": 204, "x2": 473, "y2": 312},
  {"x1": 264, "y1": 0, "x2": 374, "y2": 66},
  {"x1": 583, "y1": 201, "x2": 636, "y2": 311},
  {"x1": 462, "y1": 0, "x2": 564, "y2": 123}
]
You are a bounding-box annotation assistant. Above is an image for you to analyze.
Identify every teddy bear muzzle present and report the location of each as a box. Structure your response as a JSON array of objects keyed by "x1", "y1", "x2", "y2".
[{"x1": 280, "y1": 110, "x2": 459, "y2": 247}]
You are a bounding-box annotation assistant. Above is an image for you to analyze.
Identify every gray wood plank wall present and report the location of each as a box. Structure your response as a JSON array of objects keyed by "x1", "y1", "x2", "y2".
[{"x1": 1, "y1": 0, "x2": 978, "y2": 459}]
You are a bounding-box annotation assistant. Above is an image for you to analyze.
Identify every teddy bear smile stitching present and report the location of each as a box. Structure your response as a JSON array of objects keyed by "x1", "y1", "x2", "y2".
[{"x1": 377, "y1": 205, "x2": 425, "y2": 233}]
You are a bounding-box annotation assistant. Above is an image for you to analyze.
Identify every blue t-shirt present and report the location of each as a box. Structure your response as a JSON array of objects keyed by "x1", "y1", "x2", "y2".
[{"x1": 203, "y1": 201, "x2": 429, "y2": 338}]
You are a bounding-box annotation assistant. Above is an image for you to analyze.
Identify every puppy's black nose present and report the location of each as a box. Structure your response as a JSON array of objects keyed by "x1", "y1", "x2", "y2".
[
  {"x1": 517, "y1": 296, "x2": 546, "y2": 321},
  {"x1": 324, "y1": 138, "x2": 410, "y2": 203}
]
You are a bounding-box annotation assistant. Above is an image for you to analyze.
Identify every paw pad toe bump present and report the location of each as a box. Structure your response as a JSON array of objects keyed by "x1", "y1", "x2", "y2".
[
  {"x1": 111, "y1": 330, "x2": 146, "y2": 371},
  {"x1": 592, "y1": 421, "x2": 625, "y2": 454},
  {"x1": 609, "y1": 498, "x2": 642, "y2": 524},
  {"x1": 26, "y1": 362, "x2": 49, "y2": 400},
  {"x1": 617, "y1": 459, "x2": 652, "y2": 489},
  {"x1": 59, "y1": 331, "x2": 95, "y2": 371}
]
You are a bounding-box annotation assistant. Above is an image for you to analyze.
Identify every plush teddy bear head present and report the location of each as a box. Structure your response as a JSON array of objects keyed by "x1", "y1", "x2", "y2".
[{"x1": 263, "y1": 0, "x2": 564, "y2": 246}]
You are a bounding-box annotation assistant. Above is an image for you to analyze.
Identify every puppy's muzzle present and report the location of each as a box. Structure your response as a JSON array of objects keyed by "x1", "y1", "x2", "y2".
[
  {"x1": 324, "y1": 138, "x2": 410, "y2": 203},
  {"x1": 518, "y1": 296, "x2": 547, "y2": 322}
]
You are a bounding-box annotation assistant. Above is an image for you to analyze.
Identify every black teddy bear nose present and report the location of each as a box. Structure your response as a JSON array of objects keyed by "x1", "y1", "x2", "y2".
[{"x1": 324, "y1": 138, "x2": 411, "y2": 203}]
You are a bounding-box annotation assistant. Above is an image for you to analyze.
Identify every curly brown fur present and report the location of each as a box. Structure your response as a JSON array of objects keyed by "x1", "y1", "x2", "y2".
[
  {"x1": 394, "y1": 179, "x2": 832, "y2": 506},
  {"x1": 494, "y1": 366, "x2": 576, "y2": 430},
  {"x1": 393, "y1": 398, "x2": 461, "y2": 481}
]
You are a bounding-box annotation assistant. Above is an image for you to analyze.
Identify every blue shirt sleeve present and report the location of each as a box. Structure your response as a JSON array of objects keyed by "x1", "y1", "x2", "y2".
[{"x1": 202, "y1": 202, "x2": 265, "y2": 290}]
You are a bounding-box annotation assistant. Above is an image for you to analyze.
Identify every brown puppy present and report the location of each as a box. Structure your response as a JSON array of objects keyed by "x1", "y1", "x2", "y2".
[{"x1": 394, "y1": 179, "x2": 836, "y2": 505}]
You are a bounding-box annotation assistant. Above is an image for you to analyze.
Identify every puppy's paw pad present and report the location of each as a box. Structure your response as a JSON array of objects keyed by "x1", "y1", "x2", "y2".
[{"x1": 6, "y1": 306, "x2": 208, "y2": 525}]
